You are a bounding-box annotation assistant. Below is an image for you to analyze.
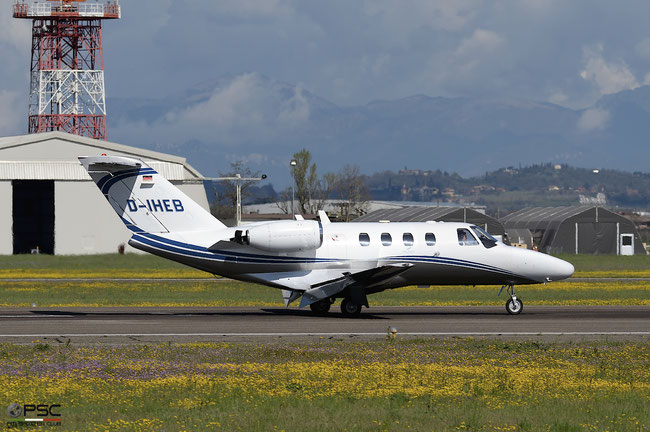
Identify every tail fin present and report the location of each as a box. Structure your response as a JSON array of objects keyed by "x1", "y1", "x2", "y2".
[{"x1": 79, "y1": 155, "x2": 225, "y2": 233}]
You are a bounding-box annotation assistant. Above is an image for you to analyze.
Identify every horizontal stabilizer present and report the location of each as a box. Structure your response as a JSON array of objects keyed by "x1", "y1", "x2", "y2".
[{"x1": 81, "y1": 156, "x2": 142, "y2": 173}]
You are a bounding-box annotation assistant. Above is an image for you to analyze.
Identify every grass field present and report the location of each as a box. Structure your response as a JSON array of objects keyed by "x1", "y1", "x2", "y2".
[
  {"x1": 1, "y1": 339, "x2": 648, "y2": 431},
  {"x1": 0, "y1": 253, "x2": 648, "y2": 307},
  {"x1": 0, "y1": 279, "x2": 649, "y2": 308}
]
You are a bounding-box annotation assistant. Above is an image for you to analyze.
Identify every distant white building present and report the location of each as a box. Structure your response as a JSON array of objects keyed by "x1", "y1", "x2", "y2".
[{"x1": 0, "y1": 132, "x2": 209, "y2": 255}]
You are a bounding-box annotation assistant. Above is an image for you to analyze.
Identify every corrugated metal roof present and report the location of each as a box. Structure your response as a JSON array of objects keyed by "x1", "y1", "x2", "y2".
[
  {"x1": 355, "y1": 207, "x2": 457, "y2": 222},
  {"x1": 0, "y1": 131, "x2": 205, "y2": 179},
  {"x1": 0, "y1": 161, "x2": 190, "y2": 181},
  {"x1": 501, "y1": 206, "x2": 597, "y2": 234}
]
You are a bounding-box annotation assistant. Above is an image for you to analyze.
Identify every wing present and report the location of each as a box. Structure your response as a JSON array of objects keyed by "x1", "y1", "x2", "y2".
[{"x1": 245, "y1": 263, "x2": 413, "y2": 308}]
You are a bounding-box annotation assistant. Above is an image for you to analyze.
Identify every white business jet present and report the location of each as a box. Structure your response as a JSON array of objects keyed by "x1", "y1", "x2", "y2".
[{"x1": 79, "y1": 156, "x2": 574, "y2": 316}]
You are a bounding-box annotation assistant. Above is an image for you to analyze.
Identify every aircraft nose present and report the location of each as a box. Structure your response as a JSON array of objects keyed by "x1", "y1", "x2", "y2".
[{"x1": 546, "y1": 257, "x2": 574, "y2": 282}]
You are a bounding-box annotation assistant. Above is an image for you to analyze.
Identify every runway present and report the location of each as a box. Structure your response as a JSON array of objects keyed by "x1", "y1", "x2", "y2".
[{"x1": 0, "y1": 306, "x2": 648, "y2": 343}]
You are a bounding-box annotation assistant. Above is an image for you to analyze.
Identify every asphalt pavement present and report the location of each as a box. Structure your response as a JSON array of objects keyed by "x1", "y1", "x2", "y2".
[{"x1": 0, "y1": 305, "x2": 648, "y2": 343}]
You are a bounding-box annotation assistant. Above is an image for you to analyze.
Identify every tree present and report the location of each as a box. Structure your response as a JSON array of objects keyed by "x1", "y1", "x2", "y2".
[
  {"x1": 290, "y1": 149, "x2": 335, "y2": 214},
  {"x1": 334, "y1": 164, "x2": 369, "y2": 221}
]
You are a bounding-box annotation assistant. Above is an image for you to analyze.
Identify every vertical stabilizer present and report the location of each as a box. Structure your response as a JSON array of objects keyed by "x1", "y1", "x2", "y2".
[{"x1": 79, "y1": 155, "x2": 225, "y2": 233}]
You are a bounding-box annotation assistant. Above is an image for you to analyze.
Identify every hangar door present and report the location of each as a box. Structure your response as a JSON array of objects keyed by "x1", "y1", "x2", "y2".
[
  {"x1": 12, "y1": 180, "x2": 55, "y2": 254},
  {"x1": 576, "y1": 222, "x2": 617, "y2": 254}
]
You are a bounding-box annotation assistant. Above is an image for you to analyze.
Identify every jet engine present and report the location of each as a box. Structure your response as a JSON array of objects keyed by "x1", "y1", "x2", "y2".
[{"x1": 233, "y1": 220, "x2": 323, "y2": 252}]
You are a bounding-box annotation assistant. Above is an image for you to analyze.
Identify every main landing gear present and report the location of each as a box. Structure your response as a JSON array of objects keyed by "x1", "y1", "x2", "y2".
[
  {"x1": 309, "y1": 298, "x2": 334, "y2": 314},
  {"x1": 309, "y1": 297, "x2": 363, "y2": 316},
  {"x1": 308, "y1": 297, "x2": 364, "y2": 316},
  {"x1": 499, "y1": 284, "x2": 523, "y2": 315},
  {"x1": 340, "y1": 298, "x2": 362, "y2": 316}
]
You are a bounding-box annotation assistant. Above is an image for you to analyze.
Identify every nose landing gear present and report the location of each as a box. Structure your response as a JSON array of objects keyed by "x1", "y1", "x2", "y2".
[{"x1": 499, "y1": 284, "x2": 523, "y2": 315}]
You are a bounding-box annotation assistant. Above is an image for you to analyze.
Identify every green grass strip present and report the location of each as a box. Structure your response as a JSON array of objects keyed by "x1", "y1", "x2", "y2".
[
  {"x1": 0, "y1": 339, "x2": 648, "y2": 431},
  {"x1": 0, "y1": 280, "x2": 648, "y2": 307}
]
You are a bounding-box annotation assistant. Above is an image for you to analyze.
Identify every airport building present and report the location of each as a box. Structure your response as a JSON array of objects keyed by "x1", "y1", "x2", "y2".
[
  {"x1": 501, "y1": 206, "x2": 646, "y2": 255},
  {"x1": 0, "y1": 132, "x2": 209, "y2": 255}
]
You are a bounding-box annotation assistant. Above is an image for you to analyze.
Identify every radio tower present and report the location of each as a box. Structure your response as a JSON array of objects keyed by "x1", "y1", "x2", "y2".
[{"x1": 13, "y1": 0, "x2": 120, "y2": 140}]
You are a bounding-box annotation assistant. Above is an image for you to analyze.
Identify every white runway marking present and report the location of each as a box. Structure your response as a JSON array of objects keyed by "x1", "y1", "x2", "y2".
[{"x1": 0, "y1": 332, "x2": 649, "y2": 337}]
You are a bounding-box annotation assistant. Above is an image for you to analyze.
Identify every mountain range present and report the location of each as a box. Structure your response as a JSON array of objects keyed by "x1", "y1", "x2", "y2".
[{"x1": 106, "y1": 74, "x2": 650, "y2": 182}]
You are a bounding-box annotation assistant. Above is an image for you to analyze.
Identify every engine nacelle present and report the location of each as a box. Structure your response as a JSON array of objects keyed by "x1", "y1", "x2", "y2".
[{"x1": 234, "y1": 220, "x2": 323, "y2": 252}]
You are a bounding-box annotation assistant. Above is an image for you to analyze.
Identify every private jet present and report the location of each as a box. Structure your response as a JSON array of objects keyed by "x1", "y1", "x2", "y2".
[{"x1": 80, "y1": 156, "x2": 575, "y2": 316}]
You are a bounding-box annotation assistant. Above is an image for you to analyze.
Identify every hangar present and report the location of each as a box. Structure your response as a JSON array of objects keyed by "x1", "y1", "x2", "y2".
[
  {"x1": 354, "y1": 206, "x2": 507, "y2": 239},
  {"x1": 0, "y1": 132, "x2": 209, "y2": 255},
  {"x1": 501, "y1": 206, "x2": 646, "y2": 255}
]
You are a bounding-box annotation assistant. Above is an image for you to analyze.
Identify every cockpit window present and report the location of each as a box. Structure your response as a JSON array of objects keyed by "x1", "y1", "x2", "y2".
[
  {"x1": 359, "y1": 233, "x2": 370, "y2": 246},
  {"x1": 403, "y1": 233, "x2": 414, "y2": 246},
  {"x1": 457, "y1": 228, "x2": 479, "y2": 246},
  {"x1": 470, "y1": 226, "x2": 498, "y2": 249},
  {"x1": 381, "y1": 232, "x2": 392, "y2": 246}
]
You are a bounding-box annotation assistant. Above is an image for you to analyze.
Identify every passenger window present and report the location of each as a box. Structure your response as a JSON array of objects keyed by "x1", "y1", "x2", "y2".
[
  {"x1": 381, "y1": 233, "x2": 392, "y2": 246},
  {"x1": 403, "y1": 233, "x2": 414, "y2": 246},
  {"x1": 425, "y1": 232, "x2": 436, "y2": 246},
  {"x1": 359, "y1": 233, "x2": 370, "y2": 246},
  {"x1": 457, "y1": 228, "x2": 479, "y2": 246}
]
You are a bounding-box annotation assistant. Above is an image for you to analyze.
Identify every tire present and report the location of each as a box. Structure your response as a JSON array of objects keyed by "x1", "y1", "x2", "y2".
[
  {"x1": 340, "y1": 298, "x2": 362, "y2": 316},
  {"x1": 506, "y1": 298, "x2": 523, "y2": 315},
  {"x1": 309, "y1": 299, "x2": 331, "y2": 314}
]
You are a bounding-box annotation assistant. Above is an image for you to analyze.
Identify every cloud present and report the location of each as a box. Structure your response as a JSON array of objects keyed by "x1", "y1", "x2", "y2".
[
  {"x1": 277, "y1": 84, "x2": 310, "y2": 126},
  {"x1": 577, "y1": 108, "x2": 610, "y2": 132},
  {"x1": 548, "y1": 90, "x2": 568, "y2": 105},
  {"x1": 580, "y1": 44, "x2": 639, "y2": 95},
  {"x1": 117, "y1": 73, "x2": 311, "y2": 148},
  {"x1": 166, "y1": 73, "x2": 268, "y2": 129},
  {"x1": 226, "y1": 152, "x2": 271, "y2": 166},
  {"x1": 455, "y1": 29, "x2": 504, "y2": 58},
  {"x1": 363, "y1": 0, "x2": 479, "y2": 33},
  {"x1": 168, "y1": 73, "x2": 309, "y2": 131},
  {"x1": 428, "y1": 28, "x2": 505, "y2": 82},
  {"x1": 205, "y1": 0, "x2": 294, "y2": 18},
  {"x1": 634, "y1": 38, "x2": 650, "y2": 60},
  {"x1": 0, "y1": 5, "x2": 31, "y2": 51},
  {"x1": 0, "y1": 90, "x2": 23, "y2": 136}
]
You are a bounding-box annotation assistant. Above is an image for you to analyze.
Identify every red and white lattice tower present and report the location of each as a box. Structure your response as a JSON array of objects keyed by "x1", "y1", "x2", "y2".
[{"x1": 13, "y1": 0, "x2": 120, "y2": 140}]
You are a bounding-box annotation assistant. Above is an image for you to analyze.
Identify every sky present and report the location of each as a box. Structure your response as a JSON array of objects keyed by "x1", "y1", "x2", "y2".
[{"x1": 2, "y1": 1, "x2": 650, "y2": 177}]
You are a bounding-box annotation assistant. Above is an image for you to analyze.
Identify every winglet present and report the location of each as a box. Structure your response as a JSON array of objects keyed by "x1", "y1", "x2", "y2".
[{"x1": 318, "y1": 210, "x2": 331, "y2": 225}]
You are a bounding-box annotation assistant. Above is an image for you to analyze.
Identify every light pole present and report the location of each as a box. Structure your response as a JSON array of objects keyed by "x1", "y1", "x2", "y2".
[
  {"x1": 209, "y1": 173, "x2": 267, "y2": 226},
  {"x1": 290, "y1": 159, "x2": 297, "y2": 215}
]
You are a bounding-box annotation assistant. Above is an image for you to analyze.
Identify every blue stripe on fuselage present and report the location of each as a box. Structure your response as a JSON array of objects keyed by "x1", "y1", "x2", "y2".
[{"x1": 129, "y1": 232, "x2": 524, "y2": 278}]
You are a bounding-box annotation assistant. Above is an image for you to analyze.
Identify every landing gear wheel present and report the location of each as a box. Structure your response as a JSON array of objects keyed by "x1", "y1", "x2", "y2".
[
  {"x1": 340, "y1": 298, "x2": 362, "y2": 316},
  {"x1": 506, "y1": 298, "x2": 523, "y2": 315},
  {"x1": 309, "y1": 299, "x2": 331, "y2": 314}
]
